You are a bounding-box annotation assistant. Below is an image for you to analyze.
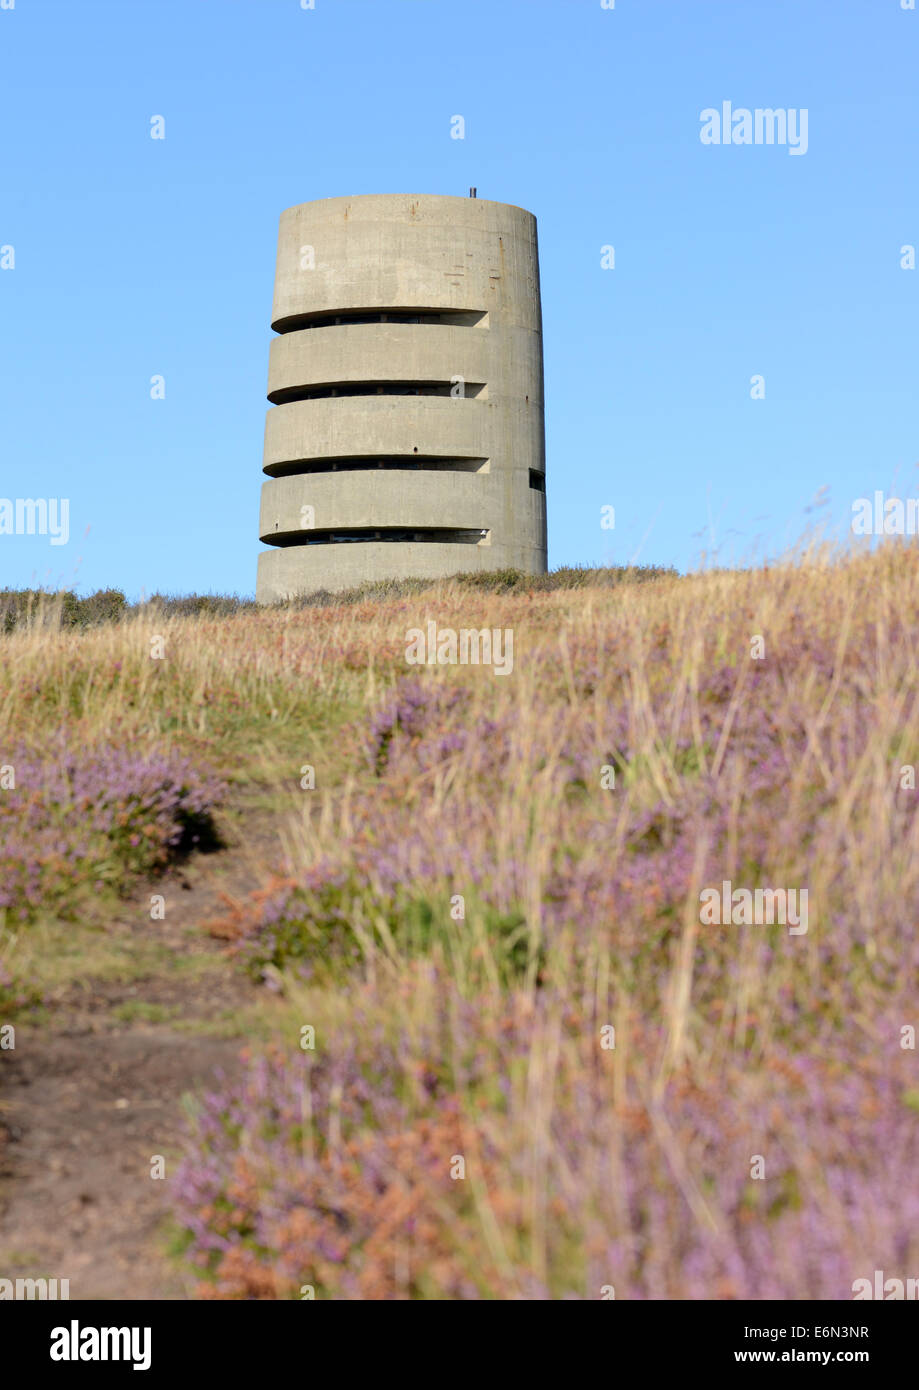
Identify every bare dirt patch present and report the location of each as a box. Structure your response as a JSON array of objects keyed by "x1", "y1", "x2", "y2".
[{"x1": 0, "y1": 798, "x2": 290, "y2": 1300}]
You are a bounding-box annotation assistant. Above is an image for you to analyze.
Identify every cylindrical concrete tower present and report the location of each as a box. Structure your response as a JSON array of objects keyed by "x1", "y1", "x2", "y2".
[{"x1": 255, "y1": 194, "x2": 547, "y2": 601}]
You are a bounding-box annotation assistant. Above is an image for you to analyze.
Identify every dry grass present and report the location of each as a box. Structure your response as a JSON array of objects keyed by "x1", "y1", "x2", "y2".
[{"x1": 3, "y1": 542, "x2": 919, "y2": 1297}]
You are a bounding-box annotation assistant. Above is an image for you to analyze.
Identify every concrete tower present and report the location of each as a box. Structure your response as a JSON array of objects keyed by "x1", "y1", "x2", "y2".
[{"x1": 256, "y1": 194, "x2": 547, "y2": 602}]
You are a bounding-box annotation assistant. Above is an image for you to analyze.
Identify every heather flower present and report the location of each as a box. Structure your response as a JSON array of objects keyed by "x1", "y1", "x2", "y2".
[{"x1": 0, "y1": 737, "x2": 225, "y2": 923}]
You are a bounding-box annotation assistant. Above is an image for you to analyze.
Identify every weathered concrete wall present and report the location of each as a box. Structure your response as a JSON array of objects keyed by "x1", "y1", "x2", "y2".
[
  {"x1": 267, "y1": 323, "x2": 489, "y2": 401},
  {"x1": 260, "y1": 470, "x2": 489, "y2": 538},
  {"x1": 255, "y1": 194, "x2": 547, "y2": 601}
]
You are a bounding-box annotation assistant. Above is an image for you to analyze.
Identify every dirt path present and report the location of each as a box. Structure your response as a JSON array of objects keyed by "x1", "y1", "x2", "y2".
[{"x1": 0, "y1": 800, "x2": 288, "y2": 1300}]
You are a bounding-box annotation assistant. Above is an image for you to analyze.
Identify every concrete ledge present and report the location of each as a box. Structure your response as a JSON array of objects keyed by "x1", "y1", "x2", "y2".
[
  {"x1": 267, "y1": 323, "x2": 489, "y2": 399},
  {"x1": 259, "y1": 470, "x2": 489, "y2": 540},
  {"x1": 257, "y1": 536, "x2": 545, "y2": 601},
  {"x1": 271, "y1": 194, "x2": 540, "y2": 330},
  {"x1": 263, "y1": 395, "x2": 490, "y2": 471}
]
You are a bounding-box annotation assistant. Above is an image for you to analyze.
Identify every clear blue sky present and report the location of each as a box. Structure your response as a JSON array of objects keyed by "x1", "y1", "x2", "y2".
[{"x1": 1, "y1": 0, "x2": 916, "y2": 597}]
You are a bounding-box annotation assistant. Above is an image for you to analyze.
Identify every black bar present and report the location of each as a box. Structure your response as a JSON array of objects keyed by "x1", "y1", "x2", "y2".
[{"x1": 7, "y1": 1299, "x2": 914, "y2": 1378}]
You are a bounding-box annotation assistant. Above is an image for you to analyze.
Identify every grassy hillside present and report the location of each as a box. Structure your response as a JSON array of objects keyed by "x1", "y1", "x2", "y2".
[{"x1": 1, "y1": 547, "x2": 917, "y2": 1298}]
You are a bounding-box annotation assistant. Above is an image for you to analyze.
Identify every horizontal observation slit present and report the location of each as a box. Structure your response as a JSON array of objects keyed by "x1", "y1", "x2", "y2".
[
  {"x1": 267, "y1": 381, "x2": 487, "y2": 406},
  {"x1": 264, "y1": 456, "x2": 489, "y2": 479},
  {"x1": 272, "y1": 308, "x2": 489, "y2": 334},
  {"x1": 269, "y1": 526, "x2": 489, "y2": 548}
]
